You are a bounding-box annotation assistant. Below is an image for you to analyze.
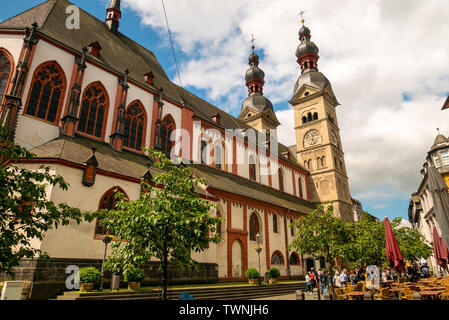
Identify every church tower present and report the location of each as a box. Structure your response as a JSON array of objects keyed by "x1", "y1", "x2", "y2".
[
  {"x1": 290, "y1": 16, "x2": 354, "y2": 221},
  {"x1": 238, "y1": 38, "x2": 280, "y2": 132}
]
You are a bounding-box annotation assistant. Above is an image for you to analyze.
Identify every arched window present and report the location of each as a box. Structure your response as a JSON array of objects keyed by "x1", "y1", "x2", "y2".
[
  {"x1": 308, "y1": 159, "x2": 312, "y2": 170},
  {"x1": 249, "y1": 155, "x2": 256, "y2": 181},
  {"x1": 271, "y1": 251, "x2": 284, "y2": 265},
  {"x1": 95, "y1": 187, "x2": 127, "y2": 236},
  {"x1": 307, "y1": 112, "x2": 313, "y2": 122},
  {"x1": 124, "y1": 100, "x2": 146, "y2": 151},
  {"x1": 201, "y1": 140, "x2": 208, "y2": 164},
  {"x1": 313, "y1": 112, "x2": 318, "y2": 120},
  {"x1": 304, "y1": 62, "x2": 309, "y2": 69},
  {"x1": 316, "y1": 157, "x2": 321, "y2": 169},
  {"x1": 289, "y1": 252, "x2": 300, "y2": 265},
  {"x1": 215, "y1": 144, "x2": 222, "y2": 169},
  {"x1": 249, "y1": 213, "x2": 260, "y2": 241},
  {"x1": 273, "y1": 214, "x2": 278, "y2": 233},
  {"x1": 78, "y1": 82, "x2": 109, "y2": 138},
  {"x1": 161, "y1": 115, "x2": 175, "y2": 158},
  {"x1": 278, "y1": 169, "x2": 284, "y2": 192},
  {"x1": 298, "y1": 177, "x2": 303, "y2": 199},
  {"x1": 24, "y1": 61, "x2": 66, "y2": 124},
  {"x1": 302, "y1": 116, "x2": 307, "y2": 124},
  {"x1": 321, "y1": 156, "x2": 326, "y2": 168},
  {"x1": 310, "y1": 61, "x2": 314, "y2": 68},
  {"x1": 0, "y1": 49, "x2": 13, "y2": 106}
]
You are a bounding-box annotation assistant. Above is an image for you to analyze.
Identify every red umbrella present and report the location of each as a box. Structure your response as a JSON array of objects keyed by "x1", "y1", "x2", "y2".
[
  {"x1": 384, "y1": 217, "x2": 404, "y2": 272},
  {"x1": 434, "y1": 226, "x2": 449, "y2": 268}
]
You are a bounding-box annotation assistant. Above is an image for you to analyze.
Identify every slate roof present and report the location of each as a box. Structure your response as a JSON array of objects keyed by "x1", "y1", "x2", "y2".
[{"x1": 29, "y1": 135, "x2": 315, "y2": 213}]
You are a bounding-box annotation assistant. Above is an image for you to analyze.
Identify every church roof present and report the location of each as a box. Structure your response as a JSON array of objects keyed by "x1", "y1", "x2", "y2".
[
  {"x1": 0, "y1": 0, "x2": 305, "y2": 170},
  {"x1": 29, "y1": 135, "x2": 315, "y2": 213},
  {"x1": 294, "y1": 71, "x2": 331, "y2": 94}
]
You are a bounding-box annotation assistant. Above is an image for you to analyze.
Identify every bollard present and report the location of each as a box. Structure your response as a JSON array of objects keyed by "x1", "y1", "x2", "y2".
[{"x1": 296, "y1": 289, "x2": 304, "y2": 300}]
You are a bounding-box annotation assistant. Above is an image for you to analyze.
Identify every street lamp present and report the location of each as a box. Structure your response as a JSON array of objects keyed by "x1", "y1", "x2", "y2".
[
  {"x1": 99, "y1": 235, "x2": 113, "y2": 291},
  {"x1": 255, "y1": 233, "x2": 262, "y2": 284}
]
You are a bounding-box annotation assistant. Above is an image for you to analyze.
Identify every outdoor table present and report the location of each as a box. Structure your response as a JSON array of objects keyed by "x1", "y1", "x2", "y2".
[
  {"x1": 389, "y1": 288, "x2": 404, "y2": 300},
  {"x1": 346, "y1": 291, "x2": 365, "y2": 301},
  {"x1": 420, "y1": 290, "x2": 444, "y2": 300}
]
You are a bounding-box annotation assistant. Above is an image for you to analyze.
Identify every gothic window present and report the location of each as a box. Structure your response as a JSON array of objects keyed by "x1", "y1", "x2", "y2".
[
  {"x1": 289, "y1": 253, "x2": 300, "y2": 265},
  {"x1": 215, "y1": 145, "x2": 222, "y2": 169},
  {"x1": 298, "y1": 177, "x2": 303, "y2": 199},
  {"x1": 249, "y1": 155, "x2": 256, "y2": 181},
  {"x1": 95, "y1": 187, "x2": 127, "y2": 236},
  {"x1": 78, "y1": 82, "x2": 109, "y2": 138},
  {"x1": 201, "y1": 140, "x2": 208, "y2": 164},
  {"x1": 24, "y1": 61, "x2": 66, "y2": 124},
  {"x1": 124, "y1": 100, "x2": 146, "y2": 151},
  {"x1": 273, "y1": 214, "x2": 278, "y2": 233},
  {"x1": 278, "y1": 169, "x2": 284, "y2": 192},
  {"x1": 160, "y1": 115, "x2": 175, "y2": 158},
  {"x1": 249, "y1": 213, "x2": 260, "y2": 241},
  {"x1": 271, "y1": 252, "x2": 284, "y2": 265},
  {"x1": 0, "y1": 50, "x2": 13, "y2": 106}
]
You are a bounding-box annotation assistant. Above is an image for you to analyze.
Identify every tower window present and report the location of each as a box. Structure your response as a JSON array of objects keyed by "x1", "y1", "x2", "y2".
[
  {"x1": 313, "y1": 112, "x2": 318, "y2": 120},
  {"x1": 302, "y1": 116, "x2": 307, "y2": 124},
  {"x1": 304, "y1": 62, "x2": 309, "y2": 69},
  {"x1": 307, "y1": 112, "x2": 313, "y2": 122},
  {"x1": 304, "y1": 92, "x2": 310, "y2": 96}
]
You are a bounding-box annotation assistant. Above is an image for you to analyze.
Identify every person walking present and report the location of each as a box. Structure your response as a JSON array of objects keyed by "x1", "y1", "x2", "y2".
[
  {"x1": 421, "y1": 263, "x2": 430, "y2": 278},
  {"x1": 339, "y1": 270, "x2": 348, "y2": 287},
  {"x1": 334, "y1": 271, "x2": 342, "y2": 288},
  {"x1": 321, "y1": 270, "x2": 329, "y2": 294},
  {"x1": 306, "y1": 272, "x2": 311, "y2": 293}
]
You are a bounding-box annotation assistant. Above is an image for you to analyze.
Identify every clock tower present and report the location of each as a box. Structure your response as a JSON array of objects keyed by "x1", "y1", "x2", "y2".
[{"x1": 290, "y1": 17, "x2": 354, "y2": 222}]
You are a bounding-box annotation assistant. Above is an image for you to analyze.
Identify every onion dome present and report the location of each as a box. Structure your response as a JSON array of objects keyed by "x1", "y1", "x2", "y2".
[{"x1": 295, "y1": 18, "x2": 319, "y2": 75}]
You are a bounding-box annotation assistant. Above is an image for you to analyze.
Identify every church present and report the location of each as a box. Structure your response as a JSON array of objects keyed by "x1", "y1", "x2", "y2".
[{"x1": 0, "y1": 0, "x2": 359, "y2": 294}]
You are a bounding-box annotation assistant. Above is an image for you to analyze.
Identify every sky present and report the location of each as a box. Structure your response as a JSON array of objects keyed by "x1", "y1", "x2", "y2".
[{"x1": 2, "y1": 0, "x2": 449, "y2": 221}]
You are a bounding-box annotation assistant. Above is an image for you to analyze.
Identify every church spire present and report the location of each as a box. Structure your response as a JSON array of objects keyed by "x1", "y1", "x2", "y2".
[
  {"x1": 295, "y1": 11, "x2": 319, "y2": 74},
  {"x1": 245, "y1": 35, "x2": 265, "y2": 96},
  {"x1": 105, "y1": 0, "x2": 121, "y2": 33}
]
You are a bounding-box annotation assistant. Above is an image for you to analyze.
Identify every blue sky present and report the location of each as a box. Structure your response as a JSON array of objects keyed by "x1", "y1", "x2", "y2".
[{"x1": 3, "y1": 0, "x2": 449, "y2": 221}]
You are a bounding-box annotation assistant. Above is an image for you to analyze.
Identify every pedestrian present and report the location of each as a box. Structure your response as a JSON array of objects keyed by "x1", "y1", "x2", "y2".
[
  {"x1": 334, "y1": 271, "x2": 342, "y2": 288},
  {"x1": 306, "y1": 272, "x2": 311, "y2": 293},
  {"x1": 339, "y1": 270, "x2": 348, "y2": 287},
  {"x1": 311, "y1": 267, "x2": 319, "y2": 289},
  {"x1": 309, "y1": 271, "x2": 316, "y2": 291},
  {"x1": 321, "y1": 270, "x2": 329, "y2": 294},
  {"x1": 350, "y1": 271, "x2": 357, "y2": 285},
  {"x1": 421, "y1": 263, "x2": 430, "y2": 278},
  {"x1": 381, "y1": 269, "x2": 388, "y2": 283}
]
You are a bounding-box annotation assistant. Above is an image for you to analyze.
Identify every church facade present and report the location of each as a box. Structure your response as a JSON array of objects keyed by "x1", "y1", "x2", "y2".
[{"x1": 0, "y1": 0, "x2": 356, "y2": 290}]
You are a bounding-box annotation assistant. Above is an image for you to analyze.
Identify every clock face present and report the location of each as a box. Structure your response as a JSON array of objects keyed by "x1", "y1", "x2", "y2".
[{"x1": 304, "y1": 130, "x2": 320, "y2": 146}]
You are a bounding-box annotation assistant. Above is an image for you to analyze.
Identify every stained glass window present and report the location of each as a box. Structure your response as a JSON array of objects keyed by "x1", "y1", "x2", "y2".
[
  {"x1": 0, "y1": 51, "x2": 12, "y2": 105},
  {"x1": 25, "y1": 62, "x2": 65, "y2": 123},
  {"x1": 124, "y1": 101, "x2": 146, "y2": 151},
  {"x1": 78, "y1": 82, "x2": 109, "y2": 138}
]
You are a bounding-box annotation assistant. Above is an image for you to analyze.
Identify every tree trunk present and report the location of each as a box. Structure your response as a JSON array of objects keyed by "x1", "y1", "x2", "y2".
[{"x1": 162, "y1": 251, "x2": 168, "y2": 300}]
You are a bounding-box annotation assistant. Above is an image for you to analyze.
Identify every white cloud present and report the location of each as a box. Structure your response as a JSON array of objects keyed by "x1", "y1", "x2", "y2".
[{"x1": 123, "y1": 0, "x2": 449, "y2": 218}]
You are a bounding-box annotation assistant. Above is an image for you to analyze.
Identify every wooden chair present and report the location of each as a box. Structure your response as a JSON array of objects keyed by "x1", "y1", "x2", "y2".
[
  {"x1": 374, "y1": 288, "x2": 392, "y2": 300},
  {"x1": 399, "y1": 288, "x2": 413, "y2": 300},
  {"x1": 344, "y1": 287, "x2": 353, "y2": 300},
  {"x1": 334, "y1": 288, "x2": 346, "y2": 300}
]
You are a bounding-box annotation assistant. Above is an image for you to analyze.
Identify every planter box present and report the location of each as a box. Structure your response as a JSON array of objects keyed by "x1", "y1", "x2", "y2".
[
  {"x1": 80, "y1": 283, "x2": 93, "y2": 292},
  {"x1": 128, "y1": 282, "x2": 141, "y2": 290},
  {"x1": 248, "y1": 279, "x2": 258, "y2": 285},
  {"x1": 269, "y1": 278, "x2": 278, "y2": 284}
]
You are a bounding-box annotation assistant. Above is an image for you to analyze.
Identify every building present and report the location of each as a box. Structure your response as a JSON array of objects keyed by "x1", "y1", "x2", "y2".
[
  {"x1": 409, "y1": 131, "x2": 449, "y2": 274},
  {"x1": 0, "y1": 0, "x2": 357, "y2": 294}
]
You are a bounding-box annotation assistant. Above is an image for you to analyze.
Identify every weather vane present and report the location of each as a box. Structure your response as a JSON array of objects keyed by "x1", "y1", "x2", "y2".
[{"x1": 299, "y1": 9, "x2": 306, "y2": 25}]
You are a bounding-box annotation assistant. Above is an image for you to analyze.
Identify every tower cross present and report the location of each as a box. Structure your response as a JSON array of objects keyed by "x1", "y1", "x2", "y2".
[
  {"x1": 299, "y1": 9, "x2": 306, "y2": 24},
  {"x1": 250, "y1": 34, "x2": 256, "y2": 50}
]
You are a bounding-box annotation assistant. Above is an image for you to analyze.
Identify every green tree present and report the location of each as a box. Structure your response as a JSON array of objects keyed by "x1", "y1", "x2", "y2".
[
  {"x1": 101, "y1": 149, "x2": 223, "y2": 300},
  {"x1": 0, "y1": 125, "x2": 92, "y2": 275},
  {"x1": 289, "y1": 203, "x2": 349, "y2": 299},
  {"x1": 344, "y1": 212, "x2": 386, "y2": 267}
]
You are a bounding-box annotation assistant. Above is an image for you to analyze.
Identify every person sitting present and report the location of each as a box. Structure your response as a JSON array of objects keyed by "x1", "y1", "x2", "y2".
[{"x1": 421, "y1": 263, "x2": 430, "y2": 278}]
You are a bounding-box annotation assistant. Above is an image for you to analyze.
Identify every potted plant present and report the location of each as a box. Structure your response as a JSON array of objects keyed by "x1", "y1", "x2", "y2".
[
  {"x1": 245, "y1": 268, "x2": 260, "y2": 285},
  {"x1": 124, "y1": 267, "x2": 145, "y2": 290},
  {"x1": 79, "y1": 267, "x2": 101, "y2": 292},
  {"x1": 268, "y1": 267, "x2": 280, "y2": 284}
]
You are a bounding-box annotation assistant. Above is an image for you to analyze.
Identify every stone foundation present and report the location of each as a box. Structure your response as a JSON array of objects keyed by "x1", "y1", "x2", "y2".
[{"x1": 0, "y1": 258, "x2": 219, "y2": 300}]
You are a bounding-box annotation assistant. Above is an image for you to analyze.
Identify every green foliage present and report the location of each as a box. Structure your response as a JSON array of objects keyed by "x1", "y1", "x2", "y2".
[
  {"x1": 267, "y1": 267, "x2": 280, "y2": 279},
  {"x1": 289, "y1": 203, "x2": 348, "y2": 272},
  {"x1": 79, "y1": 267, "x2": 101, "y2": 285},
  {"x1": 100, "y1": 148, "x2": 223, "y2": 299},
  {"x1": 0, "y1": 125, "x2": 94, "y2": 276},
  {"x1": 245, "y1": 268, "x2": 261, "y2": 279},
  {"x1": 123, "y1": 267, "x2": 145, "y2": 283}
]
